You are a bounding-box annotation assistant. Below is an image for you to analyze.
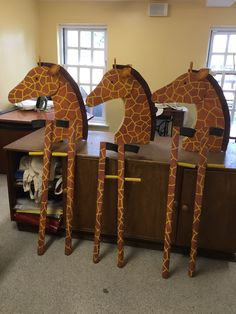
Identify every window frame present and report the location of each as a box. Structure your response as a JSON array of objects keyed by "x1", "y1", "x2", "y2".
[
  {"x1": 58, "y1": 24, "x2": 107, "y2": 125},
  {"x1": 207, "y1": 27, "x2": 236, "y2": 127}
]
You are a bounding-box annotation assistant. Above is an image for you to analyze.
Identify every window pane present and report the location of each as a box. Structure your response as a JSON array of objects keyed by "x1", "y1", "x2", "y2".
[
  {"x1": 92, "y1": 68, "x2": 103, "y2": 84},
  {"x1": 79, "y1": 68, "x2": 90, "y2": 84},
  {"x1": 80, "y1": 49, "x2": 91, "y2": 65},
  {"x1": 233, "y1": 113, "x2": 236, "y2": 124},
  {"x1": 61, "y1": 26, "x2": 107, "y2": 121},
  {"x1": 212, "y1": 34, "x2": 227, "y2": 53},
  {"x1": 224, "y1": 91, "x2": 235, "y2": 102},
  {"x1": 92, "y1": 104, "x2": 103, "y2": 117},
  {"x1": 228, "y1": 35, "x2": 236, "y2": 53},
  {"x1": 80, "y1": 85, "x2": 90, "y2": 95},
  {"x1": 213, "y1": 74, "x2": 222, "y2": 85},
  {"x1": 93, "y1": 50, "x2": 105, "y2": 66},
  {"x1": 225, "y1": 55, "x2": 236, "y2": 71},
  {"x1": 86, "y1": 106, "x2": 92, "y2": 115},
  {"x1": 223, "y1": 74, "x2": 236, "y2": 90},
  {"x1": 227, "y1": 101, "x2": 234, "y2": 110},
  {"x1": 93, "y1": 31, "x2": 105, "y2": 48},
  {"x1": 67, "y1": 30, "x2": 78, "y2": 47},
  {"x1": 79, "y1": 86, "x2": 88, "y2": 102},
  {"x1": 67, "y1": 67, "x2": 78, "y2": 82},
  {"x1": 209, "y1": 54, "x2": 224, "y2": 70},
  {"x1": 80, "y1": 31, "x2": 91, "y2": 48},
  {"x1": 67, "y1": 49, "x2": 79, "y2": 65}
]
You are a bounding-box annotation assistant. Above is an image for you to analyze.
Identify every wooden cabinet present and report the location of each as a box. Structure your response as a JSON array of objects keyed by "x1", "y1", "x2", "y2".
[
  {"x1": 176, "y1": 168, "x2": 236, "y2": 253},
  {"x1": 0, "y1": 124, "x2": 33, "y2": 174},
  {"x1": 0, "y1": 109, "x2": 54, "y2": 174},
  {"x1": 4, "y1": 129, "x2": 236, "y2": 255}
]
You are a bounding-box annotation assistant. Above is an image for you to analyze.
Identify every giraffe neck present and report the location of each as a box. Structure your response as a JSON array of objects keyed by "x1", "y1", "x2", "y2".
[
  {"x1": 52, "y1": 80, "x2": 80, "y2": 119},
  {"x1": 51, "y1": 78, "x2": 83, "y2": 141},
  {"x1": 115, "y1": 82, "x2": 151, "y2": 145},
  {"x1": 182, "y1": 87, "x2": 225, "y2": 152}
]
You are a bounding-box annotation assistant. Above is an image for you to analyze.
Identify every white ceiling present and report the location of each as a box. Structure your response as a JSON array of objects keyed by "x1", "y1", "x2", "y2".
[
  {"x1": 38, "y1": 0, "x2": 236, "y2": 6},
  {"x1": 206, "y1": 0, "x2": 236, "y2": 6}
]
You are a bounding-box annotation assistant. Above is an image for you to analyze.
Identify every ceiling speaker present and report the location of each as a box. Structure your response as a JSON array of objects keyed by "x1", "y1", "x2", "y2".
[{"x1": 148, "y1": 3, "x2": 168, "y2": 17}]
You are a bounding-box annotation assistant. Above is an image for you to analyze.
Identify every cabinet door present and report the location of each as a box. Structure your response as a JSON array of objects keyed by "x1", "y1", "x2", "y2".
[
  {"x1": 176, "y1": 168, "x2": 236, "y2": 253},
  {"x1": 74, "y1": 157, "x2": 174, "y2": 243},
  {"x1": 74, "y1": 157, "x2": 117, "y2": 235},
  {"x1": 124, "y1": 160, "x2": 170, "y2": 242}
]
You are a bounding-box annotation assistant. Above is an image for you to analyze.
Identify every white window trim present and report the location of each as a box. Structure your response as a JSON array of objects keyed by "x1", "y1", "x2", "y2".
[
  {"x1": 207, "y1": 27, "x2": 236, "y2": 128},
  {"x1": 58, "y1": 24, "x2": 107, "y2": 126}
]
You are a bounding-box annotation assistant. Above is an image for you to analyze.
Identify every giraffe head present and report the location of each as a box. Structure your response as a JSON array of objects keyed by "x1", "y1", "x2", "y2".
[
  {"x1": 152, "y1": 66, "x2": 231, "y2": 152},
  {"x1": 8, "y1": 64, "x2": 61, "y2": 103},
  {"x1": 152, "y1": 68, "x2": 210, "y2": 104},
  {"x1": 86, "y1": 65, "x2": 134, "y2": 107}
]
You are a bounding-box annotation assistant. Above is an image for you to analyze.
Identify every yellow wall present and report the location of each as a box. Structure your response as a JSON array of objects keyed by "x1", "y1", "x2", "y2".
[
  {"x1": 33, "y1": 1, "x2": 236, "y2": 130},
  {"x1": 0, "y1": 0, "x2": 235, "y2": 129},
  {"x1": 0, "y1": 0, "x2": 39, "y2": 110}
]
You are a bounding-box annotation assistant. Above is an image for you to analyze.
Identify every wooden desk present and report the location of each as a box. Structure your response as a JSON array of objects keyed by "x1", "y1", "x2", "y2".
[
  {"x1": 4, "y1": 130, "x2": 236, "y2": 256},
  {"x1": 0, "y1": 109, "x2": 54, "y2": 173}
]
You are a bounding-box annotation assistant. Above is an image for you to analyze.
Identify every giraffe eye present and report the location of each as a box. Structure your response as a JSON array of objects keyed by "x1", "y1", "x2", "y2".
[
  {"x1": 35, "y1": 77, "x2": 39, "y2": 81},
  {"x1": 183, "y1": 81, "x2": 187, "y2": 85},
  {"x1": 110, "y1": 80, "x2": 114, "y2": 84}
]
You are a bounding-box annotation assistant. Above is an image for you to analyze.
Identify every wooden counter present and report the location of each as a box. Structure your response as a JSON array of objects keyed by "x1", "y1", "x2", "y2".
[
  {"x1": 5, "y1": 127, "x2": 236, "y2": 168},
  {"x1": 0, "y1": 109, "x2": 54, "y2": 173}
]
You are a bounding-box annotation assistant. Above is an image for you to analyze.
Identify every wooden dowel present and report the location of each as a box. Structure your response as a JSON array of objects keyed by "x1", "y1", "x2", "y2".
[{"x1": 105, "y1": 175, "x2": 141, "y2": 182}]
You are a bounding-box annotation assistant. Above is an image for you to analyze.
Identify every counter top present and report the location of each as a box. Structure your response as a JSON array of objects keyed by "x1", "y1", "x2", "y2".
[{"x1": 4, "y1": 128, "x2": 236, "y2": 170}]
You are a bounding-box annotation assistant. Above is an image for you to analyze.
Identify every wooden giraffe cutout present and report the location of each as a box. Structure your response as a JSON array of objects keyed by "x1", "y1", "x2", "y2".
[
  {"x1": 87, "y1": 64, "x2": 155, "y2": 266},
  {"x1": 35, "y1": 119, "x2": 77, "y2": 255},
  {"x1": 162, "y1": 125, "x2": 180, "y2": 279},
  {"x1": 188, "y1": 127, "x2": 224, "y2": 277},
  {"x1": 152, "y1": 64, "x2": 230, "y2": 152},
  {"x1": 93, "y1": 142, "x2": 107, "y2": 263},
  {"x1": 117, "y1": 144, "x2": 125, "y2": 267},
  {"x1": 86, "y1": 64, "x2": 156, "y2": 145},
  {"x1": 93, "y1": 142, "x2": 140, "y2": 267},
  {"x1": 64, "y1": 122, "x2": 77, "y2": 255},
  {"x1": 162, "y1": 125, "x2": 223, "y2": 278},
  {"x1": 37, "y1": 120, "x2": 54, "y2": 255},
  {"x1": 9, "y1": 62, "x2": 88, "y2": 142},
  {"x1": 9, "y1": 62, "x2": 87, "y2": 255},
  {"x1": 162, "y1": 123, "x2": 196, "y2": 279}
]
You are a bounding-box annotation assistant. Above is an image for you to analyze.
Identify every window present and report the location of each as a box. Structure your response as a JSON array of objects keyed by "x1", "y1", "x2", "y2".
[
  {"x1": 59, "y1": 25, "x2": 107, "y2": 123},
  {"x1": 207, "y1": 28, "x2": 236, "y2": 129}
]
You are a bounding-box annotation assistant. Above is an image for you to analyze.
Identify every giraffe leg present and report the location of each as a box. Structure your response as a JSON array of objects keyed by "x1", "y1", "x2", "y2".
[
  {"x1": 117, "y1": 143, "x2": 125, "y2": 268},
  {"x1": 162, "y1": 127, "x2": 180, "y2": 278},
  {"x1": 37, "y1": 121, "x2": 54, "y2": 255},
  {"x1": 93, "y1": 142, "x2": 107, "y2": 263},
  {"x1": 188, "y1": 128, "x2": 209, "y2": 277},
  {"x1": 65, "y1": 125, "x2": 77, "y2": 256}
]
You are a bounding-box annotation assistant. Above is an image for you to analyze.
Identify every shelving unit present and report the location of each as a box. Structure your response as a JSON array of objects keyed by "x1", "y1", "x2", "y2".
[{"x1": 9, "y1": 153, "x2": 64, "y2": 232}]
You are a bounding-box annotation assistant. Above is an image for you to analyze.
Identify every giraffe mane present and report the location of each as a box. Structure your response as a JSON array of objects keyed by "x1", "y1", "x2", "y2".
[
  {"x1": 113, "y1": 64, "x2": 156, "y2": 141},
  {"x1": 41, "y1": 62, "x2": 88, "y2": 140}
]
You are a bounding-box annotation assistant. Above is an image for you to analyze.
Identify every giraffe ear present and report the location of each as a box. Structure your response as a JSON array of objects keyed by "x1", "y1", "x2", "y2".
[
  {"x1": 196, "y1": 68, "x2": 209, "y2": 81},
  {"x1": 120, "y1": 67, "x2": 132, "y2": 79},
  {"x1": 48, "y1": 64, "x2": 60, "y2": 76}
]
